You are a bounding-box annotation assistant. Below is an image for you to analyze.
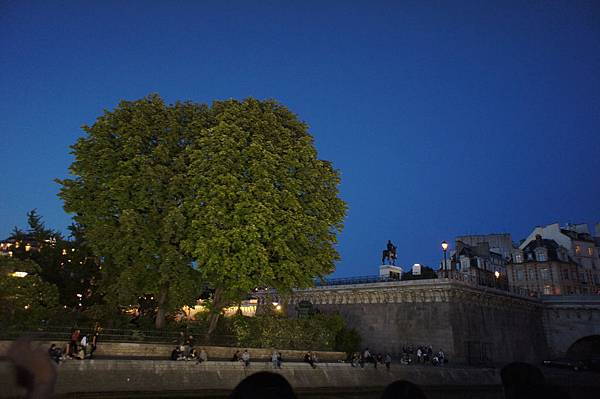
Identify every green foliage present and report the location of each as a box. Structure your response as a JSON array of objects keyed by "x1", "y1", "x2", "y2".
[
  {"x1": 57, "y1": 95, "x2": 206, "y2": 326},
  {"x1": 335, "y1": 327, "x2": 362, "y2": 355},
  {"x1": 230, "y1": 313, "x2": 347, "y2": 351},
  {"x1": 57, "y1": 95, "x2": 346, "y2": 326},
  {"x1": 0, "y1": 257, "x2": 60, "y2": 329},
  {"x1": 8, "y1": 212, "x2": 101, "y2": 310},
  {"x1": 182, "y1": 98, "x2": 346, "y2": 307}
]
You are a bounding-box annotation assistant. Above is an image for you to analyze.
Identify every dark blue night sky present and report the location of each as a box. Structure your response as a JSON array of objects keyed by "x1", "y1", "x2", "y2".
[{"x1": 1, "y1": 1, "x2": 599, "y2": 277}]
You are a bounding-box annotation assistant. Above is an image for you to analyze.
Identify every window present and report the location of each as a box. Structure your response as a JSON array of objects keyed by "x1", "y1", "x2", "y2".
[
  {"x1": 517, "y1": 270, "x2": 524, "y2": 281},
  {"x1": 543, "y1": 285, "x2": 553, "y2": 295},
  {"x1": 588, "y1": 247, "x2": 594, "y2": 256},
  {"x1": 536, "y1": 251, "x2": 547, "y2": 262},
  {"x1": 541, "y1": 269, "x2": 549, "y2": 280},
  {"x1": 514, "y1": 253, "x2": 523, "y2": 263},
  {"x1": 528, "y1": 269, "x2": 536, "y2": 280},
  {"x1": 575, "y1": 245, "x2": 581, "y2": 255},
  {"x1": 562, "y1": 269, "x2": 569, "y2": 280}
]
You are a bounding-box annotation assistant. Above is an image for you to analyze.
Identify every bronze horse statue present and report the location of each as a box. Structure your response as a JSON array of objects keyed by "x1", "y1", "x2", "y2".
[{"x1": 382, "y1": 240, "x2": 397, "y2": 265}]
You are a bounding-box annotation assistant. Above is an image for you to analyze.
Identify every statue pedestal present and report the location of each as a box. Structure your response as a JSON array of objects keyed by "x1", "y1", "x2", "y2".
[{"x1": 379, "y1": 265, "x2": 402, "y2": 280}]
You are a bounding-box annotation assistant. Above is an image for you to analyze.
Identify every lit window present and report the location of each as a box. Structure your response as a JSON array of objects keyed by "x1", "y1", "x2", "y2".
[
  {"x1": 514, "y1": 254, "x2": 523, "y2": 263},
  {"x1": 588, "y1": 247, "x2": 594, "y2": 256},
  {"x1": 543, "y1": 285, "x2": 553, "y2": 295},
  {"x1": 575, "y1": 245, "x2": 581, "y2": 255},
  {"x1": 536, "y1": 251, "x2": 547, "y2": 262}
]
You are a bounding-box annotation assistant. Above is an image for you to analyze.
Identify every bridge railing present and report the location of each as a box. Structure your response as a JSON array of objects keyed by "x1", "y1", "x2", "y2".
[
  {"x1": 314, "y1": 275, "x2": 397, "y2": 286},
  {"x1": 314, "y1": 272, "x2": 539, "y2": 299}
]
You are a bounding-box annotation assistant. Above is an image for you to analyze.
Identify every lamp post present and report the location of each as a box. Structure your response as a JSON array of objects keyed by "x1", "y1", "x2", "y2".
[{"x1": 441, "y1": 241, "x2": 449, "y2": 278}]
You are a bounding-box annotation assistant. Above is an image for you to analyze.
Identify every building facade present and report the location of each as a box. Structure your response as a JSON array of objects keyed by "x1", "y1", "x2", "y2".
[{"x1": 509, "y1": 235, "x2": 600, "y2": 296}]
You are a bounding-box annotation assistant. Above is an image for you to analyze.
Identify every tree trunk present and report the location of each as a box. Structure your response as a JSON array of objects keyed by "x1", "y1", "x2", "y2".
[
  {"x1": 207, "y1": 287, "x2": 224, "y2": 337},
  {"x1": 155, "y1": 283, "x2": 169, "y2": 329}
]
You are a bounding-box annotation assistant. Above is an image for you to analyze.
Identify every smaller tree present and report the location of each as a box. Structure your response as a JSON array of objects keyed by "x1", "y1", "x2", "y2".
[{"x1": 0, "y1": 257, "x2": 60, "y2": 329}]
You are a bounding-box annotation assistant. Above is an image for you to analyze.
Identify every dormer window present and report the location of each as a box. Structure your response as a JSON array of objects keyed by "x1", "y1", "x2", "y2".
[
  {"x1": 514, "y1": 253, "x2": 523, "y2": 263},
  {"x1": 575, "y1": 245, "x2": 581, "y2": 255},
  {"x1": 535, "y1": 249, "x2": 547, "y2": 262}
]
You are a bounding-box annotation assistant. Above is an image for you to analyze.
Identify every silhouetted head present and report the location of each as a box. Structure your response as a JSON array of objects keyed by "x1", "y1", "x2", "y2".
[
  {"x1": 501, "y1": 362, "x2": 546, "y2": 399},
  {"x1": 229, "y1": 372, "x2": 297, "y2": 399},
  {"x1": 381, "y1": 380, "x2": 427, "y2": 399}
]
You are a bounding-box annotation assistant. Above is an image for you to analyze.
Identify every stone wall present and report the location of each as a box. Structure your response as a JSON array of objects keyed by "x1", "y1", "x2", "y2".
[
  {"x1": 0, "y1": 359, "x2": 501, "y2": 398},
  {"x1": 1, "y1": 360, "x2": 598, "y2": 399},
  {"x1": 279, "y1": 279, "x2": 547, "y2": 364}
]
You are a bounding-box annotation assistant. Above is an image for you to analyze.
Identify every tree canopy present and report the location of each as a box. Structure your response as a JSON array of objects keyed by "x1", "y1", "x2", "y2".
[
  {"x1": 0, "y1": 256, "x2": 60, "y2": 328},
  {"x1": 58, "y1": 95, "x2": 346, "y2": 330}
]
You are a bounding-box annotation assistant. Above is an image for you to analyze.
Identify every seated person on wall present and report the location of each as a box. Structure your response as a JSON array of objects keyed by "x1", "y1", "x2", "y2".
[
  {"x1": 171, "y1": 346, "x2": 184, "y2": 361},
  {"x1": 303, "y1": 352, "x2": 317, "y2": 369},
  {"x1": 47, "y1": 344, "x2": 62, "y2": 364},
  {"x1": 198, "y1": 348, "x2": 208, "y2": 363},
  {"x1": 241, "y1": 350, "x2": 250, "y2": 367}
]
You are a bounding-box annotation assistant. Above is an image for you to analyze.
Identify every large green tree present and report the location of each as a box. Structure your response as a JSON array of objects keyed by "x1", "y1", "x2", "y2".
[
  {"x1": 182, "y1": 99, "x2": 346, "y2": 333},
  {"x1": 58, "y1": 95, "x2": 346, "y2": 331}
]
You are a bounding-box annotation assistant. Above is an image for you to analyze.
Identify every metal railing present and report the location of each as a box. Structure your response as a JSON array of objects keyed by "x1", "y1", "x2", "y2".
[
  {"x1": 313, "y1": 271, "x2": 541, "y2": 299},
  {"x1": 0, "y1": 326, "x2": 236, "y2": 346},
  {"x1": 314, "y1": 275, "x2": 397, "y2": 286}
]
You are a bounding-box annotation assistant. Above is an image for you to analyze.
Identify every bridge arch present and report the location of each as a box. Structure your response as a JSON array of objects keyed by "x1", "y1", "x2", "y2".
[{"x1": 566, "y1": 335, "x2": 600, "y2": 359}]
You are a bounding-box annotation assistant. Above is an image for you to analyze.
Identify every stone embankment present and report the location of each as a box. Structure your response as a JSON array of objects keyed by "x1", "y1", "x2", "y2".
[{"x1": 0, "y1": 359, "x2": 503, "y2": 398}]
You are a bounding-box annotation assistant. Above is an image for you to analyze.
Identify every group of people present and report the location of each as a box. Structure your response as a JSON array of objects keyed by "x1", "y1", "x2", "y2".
[
  {"x1": 350, "y1": 348, "x2": 392, "y2": 370},
  {"x1": 400, "y1": 344, "x2": 447, "y2": 366},
  {"x1": 231, "y1": 349, "x2": 251, "y2": 366},
  {"x1": 171, "y1": 332, "x2": 208, "y2": 362},
  {"x1": 48, "y1": 327, "x2": 100, "y2": 363}
]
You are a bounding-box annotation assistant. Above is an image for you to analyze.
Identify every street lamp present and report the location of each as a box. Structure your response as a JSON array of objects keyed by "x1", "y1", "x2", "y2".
[{"x1": 441, "y1": 241, "x2": 449, "y2": 277}]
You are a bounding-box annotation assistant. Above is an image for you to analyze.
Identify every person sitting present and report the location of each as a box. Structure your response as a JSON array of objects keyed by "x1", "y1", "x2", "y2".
[
  {"x1": 48, "y1": 344, "x2": 62, "y2": 364},
  {"x1": 304, "y1": 352, "x2": 316, "y2": 369},
  {"x1": 241, "y1": 350, "x2": 250, "y2": 367},
  {"x1": 232, "y1": 350, "x2": 241, "y2": 362},
  {"x1": 198, "y1": 348, "x2": 208, "y2": 364},
  {"x1": 171, "y1": 346, "x2": 183, "y2": 361}
]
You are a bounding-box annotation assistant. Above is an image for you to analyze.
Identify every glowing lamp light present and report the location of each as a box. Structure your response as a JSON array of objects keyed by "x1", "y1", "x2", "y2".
[
  {"x1": 10, "y1": 271, "x2": 28, "y2": 278},
  {"x1": 494, "y1": 271, "x2": 500, "y2": 279},
  {"x1": 76, "y1": 293, "x2": 83, "y2": 298},
  {"x1": 441, "y1": 241, "x2": 449, "y2": 252},
  {"x1": 25, "y1": 244, "x2": 31, "y2": 252}
]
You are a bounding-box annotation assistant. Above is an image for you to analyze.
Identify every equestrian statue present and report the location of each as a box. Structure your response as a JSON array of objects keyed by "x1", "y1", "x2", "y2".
[{"x1": 382, "y1": 240, "x2": 397, "y2": 265}]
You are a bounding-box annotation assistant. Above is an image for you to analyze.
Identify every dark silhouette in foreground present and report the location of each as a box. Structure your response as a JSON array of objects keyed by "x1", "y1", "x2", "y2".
[
  {"x1": 380, "y1": 380, "x2": 427, "y2": 399},
  {"x1": 7, "y1": 337, "x2": 57, "y2": 399},
  {"x1": 501, "y1": 362, "x2": 570, "y2": 399},
  {"x1": 229, "y1": 371, "x2": 297, "y2": 399}
]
